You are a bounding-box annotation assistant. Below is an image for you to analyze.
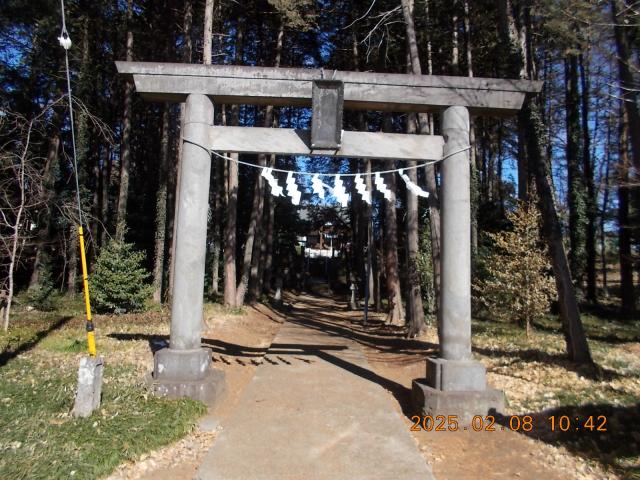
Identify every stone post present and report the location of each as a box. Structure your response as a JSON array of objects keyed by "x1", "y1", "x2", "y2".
[
  {"x1": 152, "y1": 93, "x2": 224, "y2": 404},
  {"x1": 349, "y1": 283, "x2": 358, "y2": 310},
  {"x1": 412, "y1": 106, "x2": 503, "y2": 423},
  {"x1": 273, "y1": 276, "x2": 283, "y2": 307}
]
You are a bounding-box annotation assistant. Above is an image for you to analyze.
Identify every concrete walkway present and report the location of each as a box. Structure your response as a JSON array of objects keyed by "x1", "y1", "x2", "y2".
[{"x1": 196, "y1": 296, "x2": 434, "y2": 480}]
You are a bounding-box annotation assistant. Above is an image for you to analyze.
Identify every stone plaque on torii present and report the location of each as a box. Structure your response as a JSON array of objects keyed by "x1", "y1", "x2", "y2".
[{"x1": 116, "y1": 61, "x2": 541, "y2": 421}]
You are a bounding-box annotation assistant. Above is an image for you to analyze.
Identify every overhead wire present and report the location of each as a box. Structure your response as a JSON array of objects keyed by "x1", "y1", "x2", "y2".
[{"x1": 182, "y1": 137, "x2": 471, "y2": 177}]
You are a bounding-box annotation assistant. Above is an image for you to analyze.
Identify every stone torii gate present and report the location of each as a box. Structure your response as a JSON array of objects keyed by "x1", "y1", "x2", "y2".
[{"x1": 117, "y1": 61, "x2": 542, "y2": 420}]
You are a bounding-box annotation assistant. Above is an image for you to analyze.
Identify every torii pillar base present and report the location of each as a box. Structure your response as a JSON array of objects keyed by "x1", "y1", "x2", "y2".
[
  {"x1": 151, "y1": 348, "x2": 225, "y2": 406},
  {"x1": 412, "y1": 358, "x2": 504, "y2": 424}
]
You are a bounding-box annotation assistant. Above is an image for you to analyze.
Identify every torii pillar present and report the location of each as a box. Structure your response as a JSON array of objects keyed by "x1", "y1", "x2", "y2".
[
  {"x1": 411, "y1": 106, "x2": 504, "y2": 422},
  {"x1": 152, "y1": 94, "x2": 225, "y2": 403}
]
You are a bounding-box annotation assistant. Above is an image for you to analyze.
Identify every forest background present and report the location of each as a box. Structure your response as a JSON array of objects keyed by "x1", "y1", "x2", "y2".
[{"x1": 0, "y1": 0, "x2": 638, "y2": 367}]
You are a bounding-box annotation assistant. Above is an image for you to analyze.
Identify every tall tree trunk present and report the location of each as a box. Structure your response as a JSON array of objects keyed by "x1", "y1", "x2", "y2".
[
  {"x1": 497, "y1": 123, "x2": 506, "y2": 215},
  {"x1": 612, "y1": 0, "x2": 640, "y2": 173},
  {"x1": 405, "y1": 114, "x2": 425, "y2": 337},
  {"x1": 223, "y1": 18, "x2": 244, "y2": 308},
  {"x1": 450, "y1": 1, "x2": 459, "y2": 75},
  {"x1": 600, "y1": 116, "x2": 612, "y2": 297},
  {"x1": 210, "y1": 160, "x2": 223, "y2": 296},
  {"x1": 116, "y1": 0, "x2": 134, "y2": 239},
  {"x1": 611, "y1": 0, "x2": 638, "y2": 314},
  {"x1": 365, "y1": 158, "x2": 375, "y2": 306},
  {"x1": 152, "y1": 105, "x2": 171, "y2": 303},
  {"x1": 618, "y1": 106, "x2": 636, "y2": 313},
  {"x1": 501, "y1": 0, "x2": 592, "y2": 364},
  {"x1": 262, "y1": 166, "x2": 276, "y2": 292},
  {"x1": 168, "y1": 0, "x2": 194, "y2": 300},
  {"x1": 382, "y1": 115, "x2": 405, "y2": 326},
  {"x1": 579, "y1": 51, "x2": 597, "y2": 303},
  {"x1": 246, "y1": 175, "x2": 266, "y2": 303},
  {"x1": 224, "y1": 151, "x2": 239, "y2": 308},
  {"x1": 249, "y1": 19, "x2": 283, "y2": 301},
  {"x1": 565, "y1": 52, "x2": 587, "y2": 293},
  {"x1": 351, "y1": 31, "x2": 375, "y2": 306},
  {"x1": 499, "y1": 0, "x2": 531, "y2": 200},
  {"x1": 202, "y1": 0, "x2": 221, "y2": 298},
  {"x1": 254, "y1": 185, "x2": 270, "y2": 296},
  {"x1": 401, "y1": 0, "x2": 441, "y2": 319},
  {"x1": 67, "y1": 226, "x2": 78, "y2": 298},
  {"x1": 233, "y1": 18, "x2": 256, "y2": 307},
  {"x1": 463, "y1": 0, "x2": 478, "y2": 257},
  {"x1": 236, "y1": 163, "x2": 265, "y2": 306},
  {"x1": 203, "y1": 0, "x2": 214, "y2": 64},
  {"x1": 524, "y1": 100, "x2": 592, "y2": 364},
  {"x1": 100, "y1": 146, "x2": 111, "y2": 247}
]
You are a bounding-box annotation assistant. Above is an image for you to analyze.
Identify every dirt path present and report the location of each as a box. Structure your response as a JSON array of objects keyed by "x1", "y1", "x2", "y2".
[
  {"x1": 108, "y1": 293, "x2": 616, "y2": 480},
  {"x1": 196, "y1": 293, "x2": 433, "y2": 479},
  {"x1": 286, "y1": 295, "x2": 614, "y2": 480},
  {"x1": 107, "y1": 303, "x2": 284, "y2": 480}
]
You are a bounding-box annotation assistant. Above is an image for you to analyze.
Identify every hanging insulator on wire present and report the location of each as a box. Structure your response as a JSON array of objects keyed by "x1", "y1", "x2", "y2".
[{"x1": 58, "y1": 31, "x2": 72, "y2": 50}]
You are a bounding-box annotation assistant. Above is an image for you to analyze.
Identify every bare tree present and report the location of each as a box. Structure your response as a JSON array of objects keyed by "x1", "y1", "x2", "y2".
[{"x1": 0, "y1": 106, "x2": 52, "y2": 330}]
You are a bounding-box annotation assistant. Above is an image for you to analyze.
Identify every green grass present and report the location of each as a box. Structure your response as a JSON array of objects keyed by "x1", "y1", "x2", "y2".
[
  {"x1": 203, "y1": 301, "x2": 246, "y2": 316},
  {"x1": 39, "y1": 335, "x2": 88, "y2": 353},
  {"x1": 0, "y1": 358, "x2": 206, "y2": 479}
]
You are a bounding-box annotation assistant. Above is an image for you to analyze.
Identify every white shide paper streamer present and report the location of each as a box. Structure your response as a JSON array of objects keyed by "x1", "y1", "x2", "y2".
[
  {"x1": 399, "y1": 169, "x2": 429, "y2": 198},
  {"x1": 332, "y1": 175, "x2": 349, "y2": 207},
  {"x1": 261, "y1": 167, "x2": 284, "y2": 197},
  {"x1": 286, "y1": 171, "x2": 302, "y2": 205},
  {"x1": 354, "y1": 173, "x2": 371, "y2": 204},
  {"x1": 374, "y1": 172, "x2": 393, "y2": 201},
  {"x1": 311, "y1": 174, "x2": 325, "y2": 199}
]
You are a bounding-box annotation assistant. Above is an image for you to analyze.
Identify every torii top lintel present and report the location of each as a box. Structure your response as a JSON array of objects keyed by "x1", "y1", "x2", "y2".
[{"x1": 115, "y1": 62, "x2": 542, "y2": 115}]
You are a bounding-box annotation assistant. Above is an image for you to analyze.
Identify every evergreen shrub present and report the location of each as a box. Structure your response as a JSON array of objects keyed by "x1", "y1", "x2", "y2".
[
  {"x1": 91, "y1": 238, "x2": 151, "y2": 313},
  {"x1": 473, "y1": 200, "x2": 557, "y2": 336}
]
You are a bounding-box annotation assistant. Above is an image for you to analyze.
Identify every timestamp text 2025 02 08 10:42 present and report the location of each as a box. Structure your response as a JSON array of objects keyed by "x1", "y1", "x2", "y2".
[{"x1": 410, "y1": 415, "x2": 608, "y2": 432}]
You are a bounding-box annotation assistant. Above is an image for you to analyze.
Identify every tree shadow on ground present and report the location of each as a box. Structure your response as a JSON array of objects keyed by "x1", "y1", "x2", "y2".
[
  {"x1": 262, "y1": 296, "x2": 439, "y2": 417},
  {"x1": 530, "y1": 318, "x2": 640, "y2": 345},
  {"x1": 108, "y1": 332, "x2": 169, "y2": 353},
  {"x1": 108, "y1": 332, "x2": 273, "y2": 358},
  {"x1": 580, "y1": 301, "x2": 640, "y2": 323},
  {"x1": 0, "y1": 316, "x2": 73, "y2": 368},
  {"x1": 108, "y1": 327, "x2": 419, "y2": 415},
  {"x1": 472, "y1": 344, "x2": 625, "y2": 381},
  {"x1": 495, "y1": 403, "x2": 640, "y2": 478},
  {"x1": 314, "y1": 348, "x2": 417, "y2": 417},
  {"x1": 267, "y1": 295, "x2": 437, "y2": 353},
  {"x1": 472, "y1": 317, "x2": 628, "y2": 381}
]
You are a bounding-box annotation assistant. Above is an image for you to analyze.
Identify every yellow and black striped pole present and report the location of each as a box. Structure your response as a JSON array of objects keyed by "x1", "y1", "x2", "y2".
[{"x1": 78, "y1": 226, "x2": 96, "y2": 357}]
